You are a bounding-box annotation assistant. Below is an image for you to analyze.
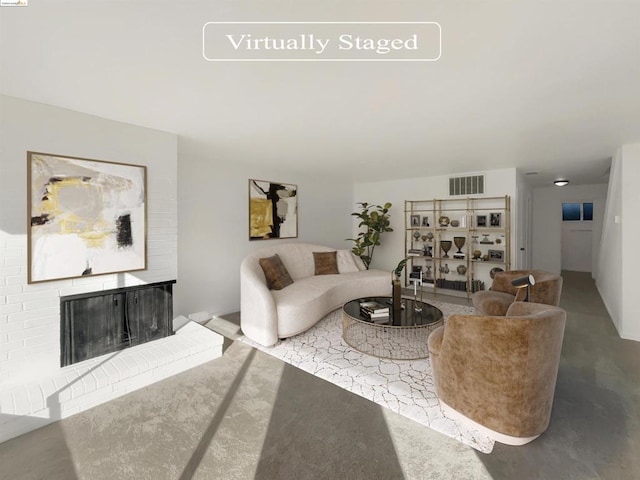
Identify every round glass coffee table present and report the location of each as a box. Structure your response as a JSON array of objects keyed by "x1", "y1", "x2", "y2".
[{"x1": 342, "y1": 297, "x2": 443, "y2": 360}]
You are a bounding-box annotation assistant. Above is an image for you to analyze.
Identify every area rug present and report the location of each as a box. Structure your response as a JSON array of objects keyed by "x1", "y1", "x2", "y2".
[{"x1": 239, "y1": 299, "x2": 495, "y2": 453}]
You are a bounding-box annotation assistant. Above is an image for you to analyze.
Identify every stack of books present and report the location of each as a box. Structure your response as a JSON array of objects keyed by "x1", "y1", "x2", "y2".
[{"x1": 359, "y1": 301, "x2": 390, "y2": 323}]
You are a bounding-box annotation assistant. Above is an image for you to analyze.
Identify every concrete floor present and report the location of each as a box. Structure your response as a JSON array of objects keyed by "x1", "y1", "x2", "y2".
[{"x1": 0, "y1": 271, "x2": 638, "y2": 479}]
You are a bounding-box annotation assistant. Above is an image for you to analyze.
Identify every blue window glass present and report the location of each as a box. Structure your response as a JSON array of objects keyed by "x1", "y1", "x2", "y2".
[
  {"x1": 562, "y1": 203, "x2": 581, "y2": 221},
  {"x1": 583, "y1": 203, "x2": 593, "y2": 221}
]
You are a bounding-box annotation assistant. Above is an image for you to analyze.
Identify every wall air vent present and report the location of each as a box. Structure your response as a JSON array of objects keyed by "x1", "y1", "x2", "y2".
[{"x1": 449, "y1": 174, "x2": 485, "y2": 196}]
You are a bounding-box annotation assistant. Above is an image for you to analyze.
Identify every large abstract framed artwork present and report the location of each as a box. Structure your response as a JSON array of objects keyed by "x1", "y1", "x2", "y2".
[
  {"x1": 249, "y1": 179, "x2": 298, "y2": 240},
  {"x1": 27, "y1": 152, "x2": 147, "y2": 283}
]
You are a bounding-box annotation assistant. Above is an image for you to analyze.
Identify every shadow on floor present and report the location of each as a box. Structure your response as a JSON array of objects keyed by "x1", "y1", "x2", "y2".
[{"x1": 253, "y1": 362, "x2": 405, "y2": 480}]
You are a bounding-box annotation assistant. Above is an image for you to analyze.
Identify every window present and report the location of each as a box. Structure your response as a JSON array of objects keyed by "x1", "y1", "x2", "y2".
[{"x1": 562, "y1": 202, "x2": 593, "y2": 221}]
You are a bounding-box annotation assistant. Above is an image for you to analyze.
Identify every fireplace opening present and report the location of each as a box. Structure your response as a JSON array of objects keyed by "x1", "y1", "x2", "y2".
[{"x1": 60, "y1": 280, "x2": 175, "y2": 367}]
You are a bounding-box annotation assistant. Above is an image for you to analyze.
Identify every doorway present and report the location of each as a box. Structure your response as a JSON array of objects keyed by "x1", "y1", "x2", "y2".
[{"x1": 560, "y1": 202, "x2": 594, "y2": 272}]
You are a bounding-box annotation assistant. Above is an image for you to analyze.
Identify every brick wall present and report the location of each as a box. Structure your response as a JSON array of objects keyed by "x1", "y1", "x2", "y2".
[{"x1": 0, "y1": 95, "x2": 178, "y2": 384}]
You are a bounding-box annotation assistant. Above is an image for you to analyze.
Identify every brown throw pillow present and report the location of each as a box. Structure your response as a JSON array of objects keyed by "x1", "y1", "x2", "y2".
[
  {"x1": 259, "y1": 254, "x2": 294, "y2": 290},
  {"x1": 313, "y1": 251, "x2": 339, "y2": 275}
]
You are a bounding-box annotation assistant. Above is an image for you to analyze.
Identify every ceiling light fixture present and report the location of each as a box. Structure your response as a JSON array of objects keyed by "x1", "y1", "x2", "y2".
[{"x1": 554, "y1": 179, "x2": 569, "y2": 187}]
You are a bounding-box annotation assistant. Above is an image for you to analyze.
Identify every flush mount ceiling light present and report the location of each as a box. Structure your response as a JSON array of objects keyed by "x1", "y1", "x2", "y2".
[{"x1": 554, "y1": 179, "x2": 569, "y2": 187}]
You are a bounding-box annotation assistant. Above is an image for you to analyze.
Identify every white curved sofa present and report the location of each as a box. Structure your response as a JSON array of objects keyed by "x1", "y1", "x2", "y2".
[{"x1": 241, "y1": 243, "x2": 391, "y2": 347}]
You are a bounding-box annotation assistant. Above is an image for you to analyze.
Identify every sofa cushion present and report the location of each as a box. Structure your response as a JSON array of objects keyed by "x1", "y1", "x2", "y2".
[
  {"x1": 258, "y1": 254, "x2": 294, "y2": 290},
  {"x1": 336, "y1": 249, "x2": 359, "y2": 273},
  {"x1": 313, "y1": 251, "x2": 339, "y2": 275}
]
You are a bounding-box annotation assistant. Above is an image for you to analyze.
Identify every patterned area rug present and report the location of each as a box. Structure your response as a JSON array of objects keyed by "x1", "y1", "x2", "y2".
[{"x1": 239, "y1": 299, "x2": 495, "y2": 453}]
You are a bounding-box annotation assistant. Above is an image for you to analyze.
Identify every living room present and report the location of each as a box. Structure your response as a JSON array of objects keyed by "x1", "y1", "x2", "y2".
[{"x1": 1, "y1": 1, "x2": 640, "y2": 478}]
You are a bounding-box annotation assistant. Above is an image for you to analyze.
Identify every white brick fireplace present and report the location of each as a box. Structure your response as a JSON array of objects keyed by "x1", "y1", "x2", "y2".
[{"x1": 0, "y1": 95, "x2": 223, "y2": 443}]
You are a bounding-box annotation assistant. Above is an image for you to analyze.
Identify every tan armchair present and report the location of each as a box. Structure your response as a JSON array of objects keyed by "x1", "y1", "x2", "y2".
[
  {"x1": 428, "y1": 302, "x2": 566, "y2": 445},
  {"x1": 472, "y1": 269, "x2": 563, "y2": 316}
]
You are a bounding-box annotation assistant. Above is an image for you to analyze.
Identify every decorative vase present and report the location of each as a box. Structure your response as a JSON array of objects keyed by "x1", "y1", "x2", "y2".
[
  {"x1": 457, "y1": 264, "x2": 467, "y2": 275},
  {"x1": 473, "y1": 249, "x2": 482, "y2": 259},
  {"x1": 440, "y1": 240, "x2": 452, "y2": 258},
  {"x1": 453, "y1": 236, "x2": 466, "y2": 254},
  {"x1": 392, "y1": 276, "x2": 402, "y2": 321}
]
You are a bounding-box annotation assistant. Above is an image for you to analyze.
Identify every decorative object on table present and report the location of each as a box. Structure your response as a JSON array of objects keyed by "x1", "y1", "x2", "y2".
[
  {"x1": 495, "y1": 238, "x2": 502, "y2": 245},
  {"x1": 28, "y1": 151, "x2": 147, "y2": 284},
  {"x1": 421, "y1": 235, "x2": 428, "y2": 242},
  {"x1": 413, "y1": 230, "x2": 421, "y2": 241},
  {"x1": 421, "y1": 216, "x2": 430, "y2": 227},
  {"x1": 450, "y1": 219, "x2": 460, "y2": 227},
  {"x1": 490, "y1": 212, "x2": 501, "y2": 227},
  {"x1": 439, "y1": 215, "x2": 450, "y2": 227},
  {"x1": 409, "y1": 269, "x2": 424, "y2": 311},
  {"x1": 456, "y1": 264, "x2": 467, "y2": 275},
  {"x1": 471, "y1": 235, "x2": 479, "y2": 244},
  {"x1": 439, "y1": 263, "x2": 450, "y2": 274},
  {"x1": 489, "y1": 267, "x2": 504, "y2": 279},
  {"x1": 440, "y1": 240, "x2": 452, "y2": 258},
  {"x1": 250, "y1": 179, "x2": 298, "y2": 241},
  {"x1": 425, "y1": 264, "x2": 432, "y2": 278},
  {"x1": 488, "y1": 249, "x2": 504, "y2": 262},
  {"x1": 473, "y1": 249, "x2": 482, "y2": 260},
  {"x1": 410, "y1": 214, "x2": 420, "y2": 227},
  {"x1": 453, "y1": 236, "x2": 466, "y2": 256},
  {"x1": 480, "y1": 234, "x2": 493, "y2": 244},
  {"x1": 347, "y1": 202, "x2": 393, "y2": 269},
  {"x1": 511, "y1": 274, "x2": 536, "y2": 302},
  {"x1": 426, "y1": 231, "x2": 434, "y2": 241},
  {"x1": 476, "y1": 215, "x2": 487, "y2": 227},
  {"x1": 392, "y1": 257, "x2": 409, "y2": 320}
]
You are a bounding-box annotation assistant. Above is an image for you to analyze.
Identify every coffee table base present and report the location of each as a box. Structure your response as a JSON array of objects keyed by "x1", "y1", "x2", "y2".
[{"x1": 342, "y1": 311, "x2": 442, "y2": 360}]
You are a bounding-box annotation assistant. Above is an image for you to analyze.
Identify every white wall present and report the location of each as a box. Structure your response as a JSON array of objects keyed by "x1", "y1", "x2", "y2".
[
  {"x1": 175, "y1": 143, "x2": 354, "y2": 318},
  {"x1": 532, "y1": 183, "x2": 608, "y2": 275},
  {"x1": 0, "y1": 95, "x2": 178, "y2": 383},
  {"x1": 353, "y1": 168, "x2": 518, "y2": 275},
  {"x1": 596, "y1": 150, "x2": 622, "y2": 334},
  {"x1": 597, "y1": 144, "x2": 640, "y2": 341}
]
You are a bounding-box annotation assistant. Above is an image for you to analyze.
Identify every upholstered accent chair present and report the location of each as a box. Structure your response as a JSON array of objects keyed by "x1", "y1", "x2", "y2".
[
  {"x1": 472, "y1": 269, "x2": 563, "y2": 316},
  {"x1": 428, "y1": 302, "x2": 567, "y2": 445}
]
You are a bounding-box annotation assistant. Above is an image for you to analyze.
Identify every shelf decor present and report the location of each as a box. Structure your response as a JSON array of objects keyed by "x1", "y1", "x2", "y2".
[
  {"x1": 27, "y1": 151, "x2": 147, "y2": 284},
  {"x1": 404, "y1": 196, "x2": 511, "y2": 298}
]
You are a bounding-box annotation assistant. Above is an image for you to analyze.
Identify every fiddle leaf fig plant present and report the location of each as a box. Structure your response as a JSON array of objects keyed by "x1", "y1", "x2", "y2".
[{"x1": 346, "y1": 202, "x2": 393, "y2": 269}]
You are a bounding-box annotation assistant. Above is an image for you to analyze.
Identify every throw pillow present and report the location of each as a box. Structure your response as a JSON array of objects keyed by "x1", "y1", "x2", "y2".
[
  {"x1": 259, "y1": 254, "x2": 294, "y2": 290},
  {"x1": 313, "y1": 251, "x2": 339, "y2": 275},
  {"x1": 336, "y1": 249, "x2": 359, "y2": 273}
]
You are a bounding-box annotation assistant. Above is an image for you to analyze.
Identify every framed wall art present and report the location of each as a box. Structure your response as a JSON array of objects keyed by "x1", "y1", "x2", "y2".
[
  {"x1": 28, "y1": 152, "x2": 147, "y2": 283},
  {"x1": 410, "y1": 214, "x2": 420, "y2": 227},
  {"x1": 249, "y1": 179, "x2": 298, "y2": 240},
  {"x1": 490, "y1": 212, "x2": 501, "y2": 227}
]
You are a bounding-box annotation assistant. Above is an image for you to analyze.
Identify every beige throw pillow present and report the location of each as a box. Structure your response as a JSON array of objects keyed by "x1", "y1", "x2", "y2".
[
  {"x1": 313, "y1": 251, "x2": 339, "y2": 275},
  {"x1": 336, "y1": 249, "x2": 359, "y2": 273},
  {"x1": 259, "y1": 254, "x2": 294, "y2": 290}
]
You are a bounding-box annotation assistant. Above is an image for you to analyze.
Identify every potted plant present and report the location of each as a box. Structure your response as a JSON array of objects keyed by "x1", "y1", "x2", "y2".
[{"x1": 346, "y1": 202, "x2": 393, "y2": 269}]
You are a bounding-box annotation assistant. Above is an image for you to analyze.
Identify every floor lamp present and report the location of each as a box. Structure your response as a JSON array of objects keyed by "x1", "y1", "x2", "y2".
[{"x1": 511, "y1": 274, "x2": 535, "y2": 302}]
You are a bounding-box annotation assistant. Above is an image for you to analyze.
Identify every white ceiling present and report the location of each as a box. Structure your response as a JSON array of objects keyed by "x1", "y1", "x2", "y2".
[{"x1": 2, "y1": 1, "x2": 638, "y2": 186}]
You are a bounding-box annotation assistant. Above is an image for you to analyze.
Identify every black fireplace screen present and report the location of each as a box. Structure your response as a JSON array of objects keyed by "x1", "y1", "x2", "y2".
[{"x1": 60, "y1": 281, "x2": 175, "y2": 367}]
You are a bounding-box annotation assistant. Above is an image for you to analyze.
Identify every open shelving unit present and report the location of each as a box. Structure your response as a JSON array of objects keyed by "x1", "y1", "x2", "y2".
[{"x1": 404, "y1": 196, "x2": 511, "y2": 298}]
